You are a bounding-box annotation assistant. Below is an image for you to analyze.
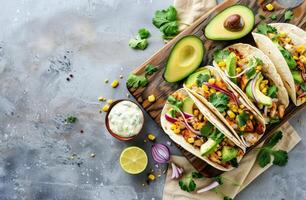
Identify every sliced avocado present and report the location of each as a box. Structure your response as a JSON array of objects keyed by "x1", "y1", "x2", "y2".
[
  {"x1": 164, "y1": 35, "x2": 205, "y2": 82},
  {"x1": 225, "y1": 52, "x2": 237, "y2": 84},
  {"x1": 221, "y1": 146, "x2": 238, "y2": 162},
  {"x1": 292, "y1": 70, "x2": 303, "y2": 84},
  {"x1": 200, "y1": 138, "x2": 218, "y2": 156},
  {"x1": 185, "y1": 69, "x2": 211, "y2": 88},
  {"x1": 247, "y1": 74, "x2": 272, "y2": 106},
  {"x1": 204, "y1": 5, "x2": 255, "y2": 40},
  {"x1": 245, "y1": 81, "x2": 254, "y2": 100},
  {"x1": 182, "y1": 97, "x2": 194, "y2": 115}
]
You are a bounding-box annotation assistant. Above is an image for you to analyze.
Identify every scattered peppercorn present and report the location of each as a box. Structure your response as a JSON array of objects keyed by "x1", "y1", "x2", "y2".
[
  {"x1": 69, "y1": 74, "x2": 74, "y2": 78},
  {"x1": 66, "y1": 77, "x2": 70, "y2": 81},
  {"x1": 80, "y1": 129, "x2": 84, "y2": 133},
  {"x1": 104, "y1": 79, "x2": 109, "y2": 84}
]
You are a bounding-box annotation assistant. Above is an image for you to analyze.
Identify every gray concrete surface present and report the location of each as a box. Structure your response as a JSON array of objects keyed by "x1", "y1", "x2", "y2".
[{"x1": 0, "y1": 0, "x2": 305, "y2": 200}]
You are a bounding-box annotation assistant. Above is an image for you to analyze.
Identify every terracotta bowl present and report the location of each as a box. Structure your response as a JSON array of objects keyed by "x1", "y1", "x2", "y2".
[{"x1": 105, "y1": 99, "x2": 144, "y2": 141}]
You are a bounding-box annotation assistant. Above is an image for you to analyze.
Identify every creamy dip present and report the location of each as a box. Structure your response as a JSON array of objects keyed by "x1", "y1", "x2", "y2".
[{"x1": 108, "y1": 101, "x2": 144, "y2": 137}]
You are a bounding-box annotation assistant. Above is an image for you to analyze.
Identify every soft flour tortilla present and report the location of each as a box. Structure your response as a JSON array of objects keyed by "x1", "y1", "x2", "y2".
[
  {"x1": 160, "y1": 88, "x2": 245, "y2": 171},
  {"x1": 213, "y1": 43, "x2": 289, "y2": 115},
  {"x1": 252, "y1": 23, "x2": 306, "y2": 106},
  {"x1": 184, "y1": 66, "x2": 266, "y2": 147}
]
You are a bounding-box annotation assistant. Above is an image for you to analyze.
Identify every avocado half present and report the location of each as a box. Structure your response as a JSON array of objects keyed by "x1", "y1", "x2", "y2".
[
  {"x1": 164, "y1": 35, "x2": 204, "y2": 83},
  {"x1": 204, "y1": 5, "x2": 255, "y2": 40}
]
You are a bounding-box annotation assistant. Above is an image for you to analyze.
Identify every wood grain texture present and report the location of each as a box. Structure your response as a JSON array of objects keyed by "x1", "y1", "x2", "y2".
[{"x1": 127, "y1": 0, "x2": 306, "y2": 177}]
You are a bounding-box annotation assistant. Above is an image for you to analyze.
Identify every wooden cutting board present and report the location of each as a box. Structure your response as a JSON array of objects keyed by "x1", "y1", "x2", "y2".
[{"x1": 127, "y1": 0, "x2": 306, "y2": 177}]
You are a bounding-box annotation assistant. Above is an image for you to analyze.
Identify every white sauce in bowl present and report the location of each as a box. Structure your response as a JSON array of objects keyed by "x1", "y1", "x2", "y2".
[{"x1": 108, "y1": 101, "x2": 144, "y2": 138}]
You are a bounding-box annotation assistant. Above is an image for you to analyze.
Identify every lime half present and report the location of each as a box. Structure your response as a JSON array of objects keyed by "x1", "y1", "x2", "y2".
[{"x1": 119, "y1": 146, "x2": 148, "y2": 174}]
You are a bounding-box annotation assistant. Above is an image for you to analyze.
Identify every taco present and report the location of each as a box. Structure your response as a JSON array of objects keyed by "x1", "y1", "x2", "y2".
[
  {"x1": 212, "y1": 43, "x2": 289, "y2": 124},
  {"x1": 161, "y1": 88, "x2": 245, "y2": 171},
  {"x1": 252, "y1": 23, "x2": 306, "y2": 106},
  {"x1": 184, "y1": 66, "x2": 266, "y2": 147}
]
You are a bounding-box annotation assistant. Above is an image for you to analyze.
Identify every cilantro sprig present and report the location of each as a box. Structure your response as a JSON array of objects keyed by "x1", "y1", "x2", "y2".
[
  {"x1": 213, "y1": 49, "x2": 230, "y2": 63},
  {"x1": 257, "y1": 131, "x2": 288, "y2": 168},
  {"x1": 145, "y1": 64, "x2": 158, "y2": 75},
  {"x1": 178, "y1": 172, "x2": 204, "y2": 192},
  {"x1": 256, "y1": 23, "x2": 277, "y2": 35},
  {"x1": 129, "y1": 28, "x2": 150, "y2": 50},
  {"x1": 152, "y1": 6, "x2": 179, "y2": 38},
  {"x1": 284, "y1": 10, "x2": 294, "y2": 21},
  {"x1": 126, "y1": 74, "x2": 148, "y2": 88},
  {"x1": 209, "y1": 93, "x2": 230, "y2": 113}
]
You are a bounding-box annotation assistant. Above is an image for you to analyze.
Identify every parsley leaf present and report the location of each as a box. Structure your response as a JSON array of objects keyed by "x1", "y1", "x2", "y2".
[
  {"x1": 138, "y1": 28, "x2": 150, "y2": 39},
  {"x1": 237, "y1": 112, "x2": 249, "y2": 127},
  {"x1": 284, "y1": 10, "x2": 294, "y2": 21},
  {"x1": 145, "y1": 64, "x2": 157, "y2": 75},
  {"x1": 152, "y1": 6, "x2": 179, "y2": 37},
  {"x1": 280, "y1": 49, "x2": 297, "y2": 69},
  {"x1": 128, "y1": 37, "x2": 148, "y2": 50},
  {"x1": 257, "y1": 131, "x2": 288, "y2": 167},
  {"x1": 267, "y1": 85, "x2": 278, "y2": 98},
  {"x1": 196, "y1": 74, "x2": 210, "y2": 86},
  {"x1": 209, "y1": 93, "x2": 229, "y2": 113},
  {"x1": 257, "y1": 23, "x2": 278, "y2": 35},
  {"x1": 213, "y1": 49, "x2": 230, "y2": 63},
  {"x1": 65, "y1": 116, "x2": 77, "y2": 124},
  {"x1": 200, "y1": 122, "x2": 214, "y2": 137},
  {"x1": 301, "y1": 83, "x2": 306, "y2": 91},
  {"x1": 270, "y1": 13, "x2": 277, "y2": 20},
  {"x1": 126, "y1": 74, "x2": 148, "y2": 88}
]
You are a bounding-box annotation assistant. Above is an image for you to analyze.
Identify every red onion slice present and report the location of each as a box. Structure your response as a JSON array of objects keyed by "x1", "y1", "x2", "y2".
[
  {"x1": 165, "y1": 113, "x2": 178, "y2": 123},
  {"x1": 298, "y1": 92, "x2": 306, "y2": 98},
  {"x1": 174, "y1": 107, "x2": 201, "y2": 135},
  {"x1": 171, "y1": 162, "x2": 184, "y2": 179},
  {"x1": 151, "y1": 143, "x2": 170, "y2": 164},
  {"x1": 302, "y1": 72, "x2": 306, "y2": 82},
  {"x1": 197, "y1": 181, "x2": 220, "y2": 193}
]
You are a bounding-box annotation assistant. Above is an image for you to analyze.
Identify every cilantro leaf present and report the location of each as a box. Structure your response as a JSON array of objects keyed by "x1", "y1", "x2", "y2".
[
  {"x1": 258, "y1": 148, "x2": 271, "y2": 167},
  {"x1": 259, "y1": 15, "x2": 266, "y2": 20},
  {"x1": 224, "y1": 197, "x2": 233, "y2": 200},
  {"x1": 270, "y1": 13, "x2": 277, "y2": 20},
  {"x1": 145, "y1": 64, "x2": 157, "y2": 75},
  {"x1": 138, "y1": 28, "x2": 150, "y2": 39},
  {"x1": 65, "y1": 116, "x2": 77, "y2": 124},
  {"x1": 152, "y1": 6, "x2": 179, "y2": 37},
  {"x1": 213, "y1": 49, "x2": 230, "y2": 63},
  {"x1": 230, "y1": 158, "x2": 239, "y2": 168},
  {"x1": 213, "y1": 176, "x2": 223, "y2": 185},
  {"x1": 208, "y1": 93, "x2": 229, "y2": 113},
  {"x1": 179, "y1": 172, "x2": 202, "y2": 192},
  {"x1": 192, "y1": 172, "x2": 204, "y2": 179},
  {"x1": 209, "y1": 129, "x2": 225, "y2": 143},
  {"x1": 267, "y1": 85, "x2": 278, "y2": 98},
  {"x1": 237, "y1": 112, "x2": 249, "y2": 127},
  {"x1": 128, "y1": 37, "x2": 148, "y2": 50},
  {"x1": 200, "y1": 122, "x2": 214, "y2": 137},
  {"x1": 269, "y1": 117, "x2": 280, "y2": 124},
  {"x1": 284, "y1": 10, "x2": 294, "y2": 21},
  {"x1": 265, "y1": 131, "x2": 283, "y2": 148},
  {"x1": 167, "y1": 95, "x2": 183, "y2": 108},
  {"x1": 196, "y1": 74, "x2": 210, "y2": 86},
  {"x1": 301, "y1": 83, "x2": 306, "y2": 91},
  {"x1": 272, "y1": 150, "x2": 288, "y2": 166},
  {"x1": 280, "y1": 49, "x2": 297, "y2": 69},
  {"x1": 126, "y1": 74, "x2": 148, "y2": 88},
  {"x1": 257, "y1": 23, "x2": 278, "y2": 35}
]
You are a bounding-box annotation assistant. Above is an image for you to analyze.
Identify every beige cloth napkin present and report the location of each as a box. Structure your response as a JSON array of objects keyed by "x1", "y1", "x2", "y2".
[{"x1": 163, "y1": 123, "x2": 301, "y2": 200}]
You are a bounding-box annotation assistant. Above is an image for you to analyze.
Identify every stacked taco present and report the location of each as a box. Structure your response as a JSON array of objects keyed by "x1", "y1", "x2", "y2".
[
  {"x1": 252, "y1": 23, "x2": 306, "y2": 106},
  {"x1": 212, "y1": 43, "x2": 289, "y2": 124},
  {"x1": 161, "y1": 89, "x2": 246, "y2": 171}
]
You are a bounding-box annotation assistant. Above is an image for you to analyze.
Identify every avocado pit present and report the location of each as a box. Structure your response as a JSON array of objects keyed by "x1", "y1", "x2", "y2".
[{"x1": 224, "y1": 14, "x2": 245, "y2": 32}]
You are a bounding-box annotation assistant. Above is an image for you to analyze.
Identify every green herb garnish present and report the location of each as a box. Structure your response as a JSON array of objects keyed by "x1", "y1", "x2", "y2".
[
  {"x1": 237, "y1": 112, "x2": 249, "y2": 127},
  {"x1": 270, "y1": 13, "x2": 277, "y2": 20},
  {"x1": 259, "y1": 14, "x2": 266, "y2": 20},
  {"x1": 65, "y1": 116, "x2": 77, "y2": 124},
  {"x1": 179, "y1": 172, "x2": 204, "y2": 192},
  {"x1": 270, "y1": 117, "x2": 280, "y2": 124},
  {"x1": 213, "y1": 49, "x2": 230, "y2": 63},
  {"x1": 145, "y1": 64, "x2": 158, "y2": 75},
  {"x1": 138, "y1": 28, "x2": 150, "y2": 39},
  {"x1": 257, "y1": 131, "x2": 288, "y2": 167},
  {"x1": 196, "y1": 73, "x2": 210, "y2": 86},
  {"x1": 200, "y1": 122, "x2": 214, "y2": 137},
  {"x1": 152, "y1": 6, "x2": 179, "y2": 38},
  {"x1": 126, "y1": 74, "x2": 148, "y2": 88},
  {"x1": 167, "y1": 95, "x2": 183, "y2": 108},
  {"x1": 257, "y1": 23, "x2": 277, "y2": 35},
  {"x1": 208, "y1": 93, "x2": 230, "y2": 113},
  {"x1": 128, "y1": 37, "x2": 148, "y2": 50},
  {"x1": 284, "y1": 10, "x2": 294, "y2": 21},
  {"x1": 280, "y1": 49, "x2": 297, "y2": 69},
  {"x1": 301, "y1": 83, "x2": 306, "y2": 91},
  {"x1": 267, "y1": 85, "x2": 278, "y2": 98}
]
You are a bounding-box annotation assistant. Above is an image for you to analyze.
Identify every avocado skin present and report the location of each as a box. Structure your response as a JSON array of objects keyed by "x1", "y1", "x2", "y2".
[
  {"x1": 163, "y1": 35, "x2": 205, "y2": 83},
  {"x1": 204, "y1": 5, "x2": 255, "y2": 41},
  {"x1": 292, "y1": 70, "x2": 303, "y2": 84}
]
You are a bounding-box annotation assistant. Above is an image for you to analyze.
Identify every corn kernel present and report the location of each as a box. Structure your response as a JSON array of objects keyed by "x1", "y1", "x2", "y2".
[
  {"x1": 148, "y1": 174, "x2": 155, "y2": 181},
  {"x1": 107, "y1": 99, "x2": 113, "y2": 104},
  {"x1": 238, "y1": 109, "x2": 243, "y2": 114},
  {"x1": 240, "y1": 125, "x2": 246, "y2": 131},
  {"x1": 256, "y1": 65, "x2": 262, "y2": 71},
  {"x1": 173, "y1": 128, "x2": 180, "y2": 134},
  {"x1": 98, "y1": 96, "x2": 105, "y2": 101},
  {"x1": 148, "y1": 95, "x2": 156, "y2": 102},
  {"x1": 285, "y1": 37, "x2": 291, "y2": 43},
  {"x1": 147, "y1": 134, "x2": 156, "y2": 141},
  {"x1": 208, "y1": 78, "x2": 216, "y2": 84},
  {"x1": 202, "y1": 84, "x2": 209, "y2": 91},
  {"x1": 227, "y1": 110, "x2": 236, "y2": 119},
  {"x1": 279, "y1": 31, "x2": 286, "y2": 37},
  {"x1": 111, "y1": 80, "x2": 119, "y2": 88},
  {"x1": 171, "y1": 124, "x2": 176, "y2": 130},
  {"x1": 260, "y1": 83, "x2": 265, "y2": 90},
  {"x1": 236, "y1": 67, "x2": 242, "y2": 73},
  {"x1": 296, "y1": 45, "x2": 305, "y2": 53},
  {"x1": 218, "y1": 61, "x2": 226, "y2": 68},
  {"x1": 302, "y1": 97, "x2": 306, "y2": 103},
  {"x1": 232, "y1": 107, "x2": 238, "y2": 113},
  {"x1": 262, "y1": 88, "x2": 268, "y2": 94},
  {"x1": 300, "y1": 55, "x2": 306, "y2": 64},
  {"x1": 239, "y1": 104, "x2": 245, "y2": 109},
  {"x1": 265, "y1": 3, "x2": 274, "y2": 11},
  {"x1": 194, "y1": 109, "x2": 199, "y2": 116},
  {"x1": 262, "y1": 80, "x2": 269, "y2": 84},
  {"x1": 102, "y1": 104, "x2": 109, "y2": 112},
  {"x1": 187, "y1": 137, "x2": 195, "y2": 143},
  {"x1": 293, "y1": 55, "x2": 299, "y2": 60},
  {"x1": 210, "y1": 88, "x2": 216, "y2": 93}
]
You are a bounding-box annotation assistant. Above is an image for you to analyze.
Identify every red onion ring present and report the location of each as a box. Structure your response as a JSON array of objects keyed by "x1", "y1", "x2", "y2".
[
  {"x1": 197, "y1": 181, "x2": 220, "y2": 193},
  {"x1": 151, "y1": 143, "x2": 170, "y2": 164},
  {"x1": 165, "y1": 113, "x2": 177, "y2": 123}
]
